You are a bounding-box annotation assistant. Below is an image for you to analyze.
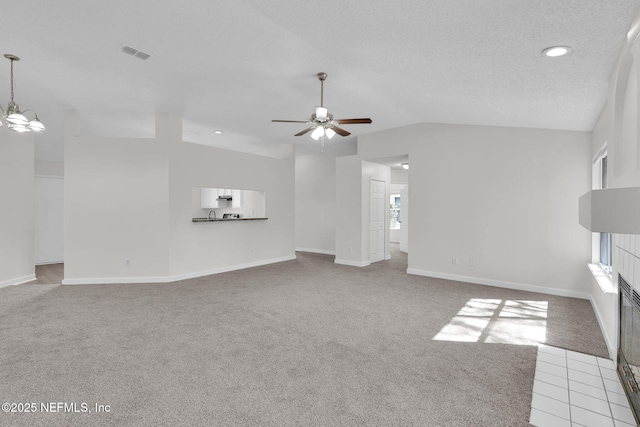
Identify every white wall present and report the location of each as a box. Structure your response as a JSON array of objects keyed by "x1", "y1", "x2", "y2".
[
  {"x1": 64, "y1": 111, "x2": 171, "y2": 281},
  {"x1": 334, "y1": 157, "x2": 391, "y2": 266},
  {"x1": 295, "y1": 147, "x2": 356, "y2": 255},
  {"x1": 588, "y1": 11, "x2": 640, "y2": 356},
  {"x1": 0, "y1": 129, "x2": 35, "y2": 287},
  {"x1": 63, "y1": 111, "x2": 294, "y2": 284},
  {"x1": 356, "y1": 123, "x2": 592, "y2": 296},
  {"x1": 167, "y1": 113, "x2": 295, "y2": 277},
  {"x1": 35, "y1": 161, "x2": 64, "y2": 177},
  {"x1": 391, "y1": 168, "x2": 408, "y2": 184},
  {"x1": 335, "y1": 156, "x2": 365, "y2": 264}
]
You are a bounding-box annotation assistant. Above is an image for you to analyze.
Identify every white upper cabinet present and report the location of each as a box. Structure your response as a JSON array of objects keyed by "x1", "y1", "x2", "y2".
[
  {"x1": 200, "y1": 188, "x2": 219, "y2": 208},
  {"x1": 232, "y1": 189, "x2": 242, "y2": 208},
  {"x1": 201, "y1": 188, "x2": 242, "y2": 209}
]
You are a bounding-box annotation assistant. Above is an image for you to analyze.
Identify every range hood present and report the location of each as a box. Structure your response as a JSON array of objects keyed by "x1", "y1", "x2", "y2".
[{"x1": 217, "y1": 195, "x2": 233, "y2": 201}]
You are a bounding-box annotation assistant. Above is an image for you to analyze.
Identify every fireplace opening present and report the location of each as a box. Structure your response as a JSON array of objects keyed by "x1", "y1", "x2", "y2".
[{"x1": 618, "y1": 275, "x2": 640, "y2": 424}]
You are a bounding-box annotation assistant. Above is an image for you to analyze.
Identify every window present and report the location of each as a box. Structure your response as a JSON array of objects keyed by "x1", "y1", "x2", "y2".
[
  {"x1": 593, "y1": 145, "x2": 612, "y2": 274},
  {"x1": 390, "y1": 194, "x2": 400, "y2": 229}
]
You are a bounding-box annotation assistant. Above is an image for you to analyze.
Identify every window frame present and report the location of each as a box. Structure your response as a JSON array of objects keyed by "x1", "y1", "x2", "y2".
[{"x1": 593, "y1": 143, "x2": 612, "y2": 274}]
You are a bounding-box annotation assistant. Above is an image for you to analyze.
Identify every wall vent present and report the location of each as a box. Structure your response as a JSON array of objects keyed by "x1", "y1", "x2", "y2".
[{"x1": 121, "y1": 45, "x2": 150, "y2": 60}]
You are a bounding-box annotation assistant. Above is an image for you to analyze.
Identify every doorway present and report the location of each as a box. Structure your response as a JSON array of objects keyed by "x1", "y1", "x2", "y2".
[
  {"x1": 366, "y1": 155, "x2": 409, "y2": 270},
  {"x1": 35, "y1": 176, "x2": 64, "y2": 284},
  {"x1": 35, "y1": 176, "x2": 64, "y2": 264}
]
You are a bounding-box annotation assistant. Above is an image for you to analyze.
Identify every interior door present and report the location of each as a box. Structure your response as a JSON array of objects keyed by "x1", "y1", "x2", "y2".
[{"x1": 370, "y1": 179, "x2": 386, "y2": 263}]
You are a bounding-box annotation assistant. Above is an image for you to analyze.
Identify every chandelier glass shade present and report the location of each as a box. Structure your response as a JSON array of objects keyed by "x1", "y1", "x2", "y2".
[{"x1": 0, "y1": 54, "x2": 45, "y2": 133}]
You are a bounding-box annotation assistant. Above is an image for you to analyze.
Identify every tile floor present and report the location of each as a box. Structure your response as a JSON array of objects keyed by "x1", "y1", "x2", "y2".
[{"x1": 529, "y1": 345, "x2": 637, "y2": 426}]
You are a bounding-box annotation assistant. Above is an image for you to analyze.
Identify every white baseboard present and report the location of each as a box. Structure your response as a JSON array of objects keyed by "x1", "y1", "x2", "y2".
[
  {"x1": 169, "y1": 255, "x2": 297, "y2": 282},
  {"x1": 334, "y1": 259, "x2": 371, "y2": 267},
  {"x1": 385, "y1": 254, "x2": 391, "y2": 260},
  {"x1": 589, "y1": 294, "x2": 616, "y2": 360},
  {"x1": 295, "y1": 247, "x2": 336, "y2": 256},
  {"x1": 406, "y1": 268, "x2": 591, "y2": 300},
  {"x1": 0, "y1": 274, "x2": 36, "y2": 288},
  {"x1": 62, "y1": 255, "x2": 297, "y2": 285},
  {"x1": 399, "y1": 244, "x2": 408, "y2": 253}
]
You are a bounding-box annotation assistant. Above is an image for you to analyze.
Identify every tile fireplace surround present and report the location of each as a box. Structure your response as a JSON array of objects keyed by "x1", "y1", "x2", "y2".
[
  {"x1": 614, "y1": 233, "x2": 640, "y2": 425},
  {"x1": 614, "y1": 234, "x2": 640, "y2": 290}
]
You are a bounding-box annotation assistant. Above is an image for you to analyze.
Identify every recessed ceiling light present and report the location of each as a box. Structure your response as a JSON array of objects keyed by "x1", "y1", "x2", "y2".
[
  {"x1": 401, "y1": 163, "x2": 409, "y2": 170},
  {"x1": 214, "y1": 130, "x2": 223, "y2": 134},
  {"x1": 542, "y1": 46, "x2": 572, "y2": 57}
]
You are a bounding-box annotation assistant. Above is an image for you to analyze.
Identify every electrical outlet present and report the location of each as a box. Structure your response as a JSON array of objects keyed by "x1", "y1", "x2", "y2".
[
  {"x1": 451, "y1": 256, "x2": 458, "y2": 265},
  {"x1": 469, "y1": 258, "x2": 476, "y2": 267},
  {"x1": 125, "y1": 259, "x2": 131, "y2": 266},
  {"x1": 349, "y1": 247, "x2": 353, "y2": 253}
]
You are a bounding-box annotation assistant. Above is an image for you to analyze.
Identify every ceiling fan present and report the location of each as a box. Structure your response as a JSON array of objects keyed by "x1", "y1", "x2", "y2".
[{"x1": 272, "y1": 72, "x2": 372, "y2": 140}]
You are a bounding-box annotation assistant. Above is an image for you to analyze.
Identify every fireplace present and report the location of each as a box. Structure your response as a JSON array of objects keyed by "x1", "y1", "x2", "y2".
[{"x1": 618, "y1": 274, "x2": 640, "y2": 423}]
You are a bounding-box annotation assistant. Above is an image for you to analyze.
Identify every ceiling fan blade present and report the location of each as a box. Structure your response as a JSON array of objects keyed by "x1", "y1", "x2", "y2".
[
  {"x1": 295, "y1": 127, "x2": 315, "y2": 136},
  {"x1": 335, "y1": 118, "x2": 372, "y2": 125},
  {"x1": 330, "y1": 125, "x2": 351, "y2": 137},
  {"x1": 272, "y1": 120, "x2": 309, "y2": 123}
]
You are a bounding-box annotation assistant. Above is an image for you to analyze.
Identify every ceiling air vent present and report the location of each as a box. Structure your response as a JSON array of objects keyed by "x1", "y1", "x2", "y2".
[{"x1": 121, "y1": 45, "x2": 150, "y2": 60}]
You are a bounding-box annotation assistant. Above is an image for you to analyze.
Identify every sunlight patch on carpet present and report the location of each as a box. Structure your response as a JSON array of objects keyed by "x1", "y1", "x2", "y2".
[{"x1": 433, "y1": 299, "x2": 548, "y2": 345}]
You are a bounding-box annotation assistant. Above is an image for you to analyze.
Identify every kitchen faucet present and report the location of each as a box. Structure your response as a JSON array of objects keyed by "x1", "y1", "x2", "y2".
[{"x1": 208, "y1": 209, "x2": 216, "y2": 220}]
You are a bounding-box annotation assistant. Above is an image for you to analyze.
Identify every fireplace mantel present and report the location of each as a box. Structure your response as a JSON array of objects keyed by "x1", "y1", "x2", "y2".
[{"x1": 579, "y1": 187, "x2": 640, "y2": 234}]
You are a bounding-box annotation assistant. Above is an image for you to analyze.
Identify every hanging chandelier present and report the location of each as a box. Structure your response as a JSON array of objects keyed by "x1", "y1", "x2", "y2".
[{"x1": 0, "y1": 54, "x2": 45, "y2": 133}]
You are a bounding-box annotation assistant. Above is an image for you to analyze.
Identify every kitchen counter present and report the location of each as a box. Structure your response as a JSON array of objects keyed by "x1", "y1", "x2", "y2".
[{"x1": 192, "y1": 217, "x2": 268, "y2": 222}]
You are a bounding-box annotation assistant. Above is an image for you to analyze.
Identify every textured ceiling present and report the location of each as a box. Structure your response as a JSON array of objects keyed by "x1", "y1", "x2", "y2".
[{"x1": 2, "y1": 0, "x2": 639, "y2": 162}]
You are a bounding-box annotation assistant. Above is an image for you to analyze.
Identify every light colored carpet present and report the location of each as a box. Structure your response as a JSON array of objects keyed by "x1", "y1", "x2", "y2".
[{"x1": 0, "y1": 245, "x2": 607, "y2": 426}]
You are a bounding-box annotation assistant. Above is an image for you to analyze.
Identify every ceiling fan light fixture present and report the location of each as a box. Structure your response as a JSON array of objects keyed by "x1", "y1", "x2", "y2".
[
  {"x1": 272, "y1": 72, "x2": 371, "y2": 145},
  {"x1": 325, "y1": 127, "x2": 336, "y2": 139},
  {"x1": 315, "y1": 106, "x2": 328, "y2": 121},
  {"x1": 310, "y1": 126, "x2": 324, "y2": 140}
]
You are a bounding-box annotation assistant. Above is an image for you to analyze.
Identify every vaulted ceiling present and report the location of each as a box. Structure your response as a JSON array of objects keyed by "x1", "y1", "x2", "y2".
[{"x1": 3, "y1": 0, "x2": 639, "y2": 162}]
